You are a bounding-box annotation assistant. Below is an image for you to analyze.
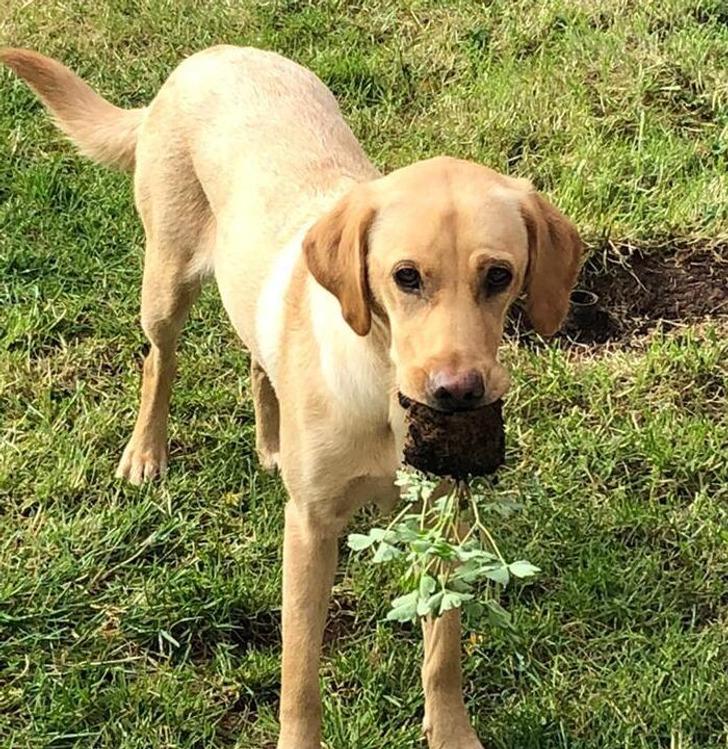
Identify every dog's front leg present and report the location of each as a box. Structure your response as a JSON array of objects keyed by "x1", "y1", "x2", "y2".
[
  {"x1": 277, "y1": 502, "x2": 338, "y2": 749},
  {"x1": 422, "y1": 608, "x2": 483, "y2": 749}
]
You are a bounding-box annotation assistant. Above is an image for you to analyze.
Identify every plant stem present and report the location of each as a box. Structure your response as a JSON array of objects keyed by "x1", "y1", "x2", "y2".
[{"x1": 469, "y1": 490, "x2": 506, "y2": 564}]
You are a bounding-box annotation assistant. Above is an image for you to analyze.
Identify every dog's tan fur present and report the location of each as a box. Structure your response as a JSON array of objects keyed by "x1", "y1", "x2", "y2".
[{"x1": 2, "y1": 45, "x2": 582, "y2": 748}]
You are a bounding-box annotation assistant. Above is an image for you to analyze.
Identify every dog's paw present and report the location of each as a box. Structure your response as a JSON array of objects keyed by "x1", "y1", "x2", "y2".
[
  {"x1": 423, "y1": 718, "x2": 484, "y2": 749},
  {"x1": 426, "y1": 736, "x2": 484, "y2": 749},
  {"x1": 116, "y1": 438, "x2": 168, "y2": 485}
]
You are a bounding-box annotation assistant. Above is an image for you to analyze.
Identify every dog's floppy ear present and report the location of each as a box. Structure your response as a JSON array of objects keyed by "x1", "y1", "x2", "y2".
[
  {"x1": 303, "y1": 185, "x2": 376, "y2": 336},
  {"x1": 520, "y1": 190, "x2": 583, "y2": 336}
]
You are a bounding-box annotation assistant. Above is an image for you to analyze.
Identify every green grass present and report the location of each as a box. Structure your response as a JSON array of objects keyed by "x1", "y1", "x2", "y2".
[{"x1": 1, "y1": 1, "x2": 727, "y2": 747}]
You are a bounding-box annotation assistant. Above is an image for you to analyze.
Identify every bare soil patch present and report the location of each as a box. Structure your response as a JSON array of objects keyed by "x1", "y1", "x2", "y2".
[{"x1": 509, "y1": 247, "x2": 728, "y2": 346}]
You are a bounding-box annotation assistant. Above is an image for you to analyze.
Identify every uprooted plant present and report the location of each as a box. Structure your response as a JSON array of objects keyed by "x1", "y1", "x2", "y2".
[{"x1": 347, "y1": 468, "x2": 539, "y2": 627}]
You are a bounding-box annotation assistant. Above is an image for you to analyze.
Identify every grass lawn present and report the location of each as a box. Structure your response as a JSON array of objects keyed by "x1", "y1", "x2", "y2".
[{"x1": 1, "y1": 1, "x2": 727, "y2": 747}]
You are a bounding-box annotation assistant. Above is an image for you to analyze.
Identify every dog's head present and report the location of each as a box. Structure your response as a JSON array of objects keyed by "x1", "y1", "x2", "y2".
[{"x1": 304, "y1": 157, "x2": 582, "y2": 411}]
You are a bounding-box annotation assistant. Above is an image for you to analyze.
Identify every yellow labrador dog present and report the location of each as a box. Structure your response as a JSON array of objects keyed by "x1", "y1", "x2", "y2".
[{"x1": 2, "y1": 46, "x2": 581, "y2": 748}]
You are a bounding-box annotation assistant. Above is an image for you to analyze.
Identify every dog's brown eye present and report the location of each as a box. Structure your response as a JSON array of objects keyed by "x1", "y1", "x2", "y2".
[
  {"x1": 394, "y1": 266, "x2": 422, "y2": 292},
  {"x1": 485, "y1": 266, "x2": 512, "y2": 293}
]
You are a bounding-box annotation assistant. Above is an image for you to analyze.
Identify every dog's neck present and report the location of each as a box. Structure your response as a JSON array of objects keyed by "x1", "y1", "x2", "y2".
[{"x1": 254, "y1": 217, "x2": 396, "y2": 427}]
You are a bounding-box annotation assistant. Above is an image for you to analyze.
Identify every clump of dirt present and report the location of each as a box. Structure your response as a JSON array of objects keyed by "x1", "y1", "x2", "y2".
[
  {"x1": 399, "y1": 394, "x2": 505, "y2": 478},
  {"x1": 510, "y1": 247, "x2": 728, "y2": 346}
]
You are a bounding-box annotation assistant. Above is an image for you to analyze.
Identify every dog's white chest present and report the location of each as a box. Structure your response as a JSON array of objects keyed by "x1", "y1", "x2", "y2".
[{"x1": 255, "y1": 229, "x2": 306, "y2": 387}]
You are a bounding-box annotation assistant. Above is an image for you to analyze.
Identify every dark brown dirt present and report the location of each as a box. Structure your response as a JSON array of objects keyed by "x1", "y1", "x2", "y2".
[
  {"x1": 323, "y1": 590, "x2": 360, "y2": 645},
  {"x1": 400, "y1": 394, "x2": 505, "y2": 478},
  {"x1": 509, "y1": 247, "x2": 728, "y2": 346}
]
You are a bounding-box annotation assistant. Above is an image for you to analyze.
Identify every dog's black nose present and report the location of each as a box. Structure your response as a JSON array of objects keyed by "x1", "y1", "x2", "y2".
[{"x1": 429, "y1": 369, "x2": 485, "y2": 411}]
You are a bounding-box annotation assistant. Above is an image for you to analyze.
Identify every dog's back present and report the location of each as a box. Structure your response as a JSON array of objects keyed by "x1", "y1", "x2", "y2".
[
  {"x1": 2, "y1": 45, "x2": 378, "y2": 359},
  {"x1": 2, "y1": 45, "x2": 375, "y2": 220}
]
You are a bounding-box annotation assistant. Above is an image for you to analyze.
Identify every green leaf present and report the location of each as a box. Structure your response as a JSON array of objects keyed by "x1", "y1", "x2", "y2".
[
  {"x1": 429, "y1": 591, "x2": 445, "y2": 615},
  {"x1": 347, "y1": 533, "x2": 374, "y2": 551},
  {"x1": 485, "y1": 599, "x2": 513, "y2": 630},
  {"x1": 373, "y1": 542, "x2": 401, "y2": 563},
  {"x1": 453, "y1": 560, "x2": 501, "y2": 584},
  {"x1": 395, "y1": 469, "x2": 438, "y2": 505},
  {"x1": 419, "y1": 481, "x2": 437, "y2": 502},
  {"x1": 418, "y1": 590, "x2": 444, "y2": 617},
  {"x1": 432, "y1": 540, "x2": 457, "y2": 560},
  {"x1": 394, "y1": 470, "x2": 411, "y2": 487},
  {"x1": 370, "y1": 528, "x2": 397, "y2": 544},
  {"x1": 508, "y1": 560, "x2": 541, "y2": 578},
  {"x1": 484, "y1": 564, "x2": 510, "y2": 585},
  {"x1": 440, "y1": 591, "x2": 461, "y2": 614},
  {"x1": 394, "y1": 523, "x2": 420, "y2": 542},
  {"x1": 456, "y1": 547, "x2": 498, "y2": 563},
  {"x1": 452, "y1": 566, "x2": 477, "y2": 584},
  {"x1": 419, "y1": 574, "x2": 437, "y2": 597},
  {"x1": 439, "y1": 590, "x2": 474, "y2": 614},
  {"x1": 448, "y1": 578, "x2": 474, "y2": 594},
  {"x1": 433, "y1": 496, "x2": 450, "y2": 513},
  {"x1": 411, "y1": 539, "x2": 433, "y2": 554},
  {"x1": 463, "y1": 600, "x2": 485, "y2": 620},
  {"x1": 391, "y1": 590, "x2": 418, "y2": 609},
  {"x1": 387, "y1": 590, "x2": 418, "y2": 622}
]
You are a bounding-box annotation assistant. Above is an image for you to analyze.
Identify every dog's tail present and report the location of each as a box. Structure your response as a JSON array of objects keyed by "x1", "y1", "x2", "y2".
[{"x1": 1, "y1": 48, "x2": 145, "y2": 172}]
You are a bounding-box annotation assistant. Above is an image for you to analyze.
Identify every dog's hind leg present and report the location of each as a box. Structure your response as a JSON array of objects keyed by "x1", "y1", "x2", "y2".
[
  {"x1": 251, "y1": 358, "x2": 280, "y2": 472},
  {"x1": 116, "y1": 147, "x2": 212, "y2": 484}
]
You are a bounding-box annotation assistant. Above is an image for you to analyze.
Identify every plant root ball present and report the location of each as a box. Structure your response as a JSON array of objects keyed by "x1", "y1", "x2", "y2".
[{"x1": 399, "y1": 394, "x2": 505, "y2": 479}]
